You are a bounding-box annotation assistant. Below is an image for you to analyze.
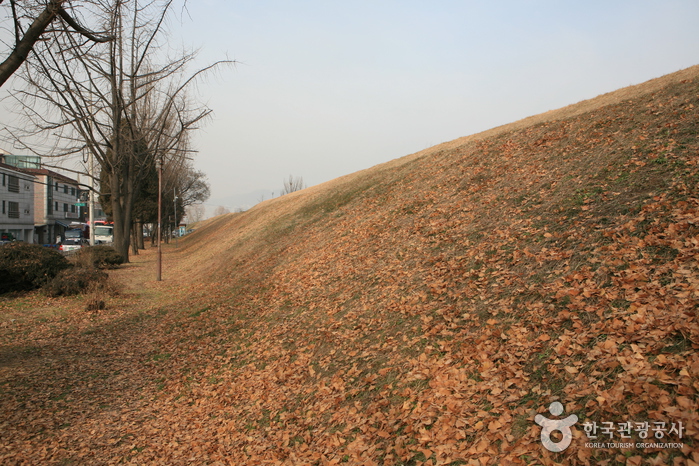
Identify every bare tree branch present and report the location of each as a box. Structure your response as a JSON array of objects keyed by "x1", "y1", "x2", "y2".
[
  {"x1": 56, "y1": 4, "x2": 113, "y2": 43},
  {"x1": 0, "y1": 0, "x2": 113, "y2": 87}
]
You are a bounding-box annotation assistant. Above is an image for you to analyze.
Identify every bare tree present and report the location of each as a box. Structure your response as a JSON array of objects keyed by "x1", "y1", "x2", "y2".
[
  {"x1": 213, "y1": 205, "x2": 230, "y2": 217},
  {"x1": 185, "y1": 203, "x2": 205, "y2": 223},
  {"x1": 174, "y1": 166, "x2": 210, "y2": 214},
  {"x1": 281, "y1": 175, "x2": 305, "y2": 195},
  {"x1": 12, "y1": 0, "x2": 230, "y2": 261},
  {"x1": 161, "y1": 159, "x2": 209, "y2": 241},
  {"x1": 0, "y1": 0, "x2": 112, "y2": 87}
]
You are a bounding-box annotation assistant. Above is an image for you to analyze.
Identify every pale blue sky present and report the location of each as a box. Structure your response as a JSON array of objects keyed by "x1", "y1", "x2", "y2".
[
  {"x1": 171, "y1": 0, "x2": 699, "y2": 210},
  {"x1": 3, "y1": 1, "x2": 699, "y2": 211}
]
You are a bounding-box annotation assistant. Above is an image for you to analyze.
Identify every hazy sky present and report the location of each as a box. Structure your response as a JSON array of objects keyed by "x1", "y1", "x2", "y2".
[{"x1": 3, "y1": 1, "x2": 699, "y2": 212}]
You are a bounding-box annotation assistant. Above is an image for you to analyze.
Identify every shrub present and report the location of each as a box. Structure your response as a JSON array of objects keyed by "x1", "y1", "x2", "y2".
[
  {"x1": 73, "y1": 245, "x2": 124, "y2": 269},
  {"x1": 0, "y1": 243, "x2": 71, "y2": 294},
  {"x1": 43, "y1": 267, "x2": 108, "y2": 298},
  {"x1": 85, "y1": 296, "x2": 106, "y2": 311}
]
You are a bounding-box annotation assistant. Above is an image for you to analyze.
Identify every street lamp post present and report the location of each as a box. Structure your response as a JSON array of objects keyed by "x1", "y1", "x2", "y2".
[
  {"x1": 156, "y1": 158, "x2": 162, "y2": 281},
  {"x1": 173, "y1": 187, "x2": 178, "y2": 248},
  {"x1": 89, "y1": 150, "x2": 95, "y2": 246}
]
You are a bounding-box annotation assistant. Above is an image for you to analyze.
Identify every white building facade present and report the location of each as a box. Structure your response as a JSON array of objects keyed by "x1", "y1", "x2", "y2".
[
  {"x1": 21, "y1": 168, "x2": 82, "y2": 244},
  {"x1": 0, "y1": 162, "x2": 36, "y2": 243}
]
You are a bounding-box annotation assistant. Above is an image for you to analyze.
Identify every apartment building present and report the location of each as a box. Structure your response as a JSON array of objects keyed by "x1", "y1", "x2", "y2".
[
  {"x1": 20, "y1": 168, "x2": 83, "y2": 244},
  {"x1": 0, "y1": 152, "x2": 110, "y2": 244},
  {"x1": 0, "y1": 162, "x2": 36, "y2": 243}
]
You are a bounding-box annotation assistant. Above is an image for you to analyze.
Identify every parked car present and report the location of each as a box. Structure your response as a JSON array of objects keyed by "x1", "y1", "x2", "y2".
[
  {"x1": 60, "y1": 229, "x2": 88, "y2": 251},
  {"x1": 59, "y1": 237, "x2": 83, "y2": 253}
]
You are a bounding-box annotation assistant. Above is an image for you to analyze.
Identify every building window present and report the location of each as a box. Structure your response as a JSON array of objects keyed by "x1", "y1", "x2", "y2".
[
  {"x1": 8, "y1": 201, "x2": 19, "y2": 219},
  {"x1": 2, "y1": 200, "x2": 5, "y2": 214},
  {"x1": 71, "y1": 187, "x2": 76, "y2": 196},
  {"x1": 55, "y1": 182, "x2": 59, "y2": 191},
  {"x1": 55, "y1": 201, "x2": 58, "y2": 212},
  {"x1": 71, "y1": 205, "x2": 76, "y2": 213},
  {"x1": 2, "y1": 173, "x2": 5, "y2": 186},
  {"x1": 63, "y1": 185, "x2": 68, "y2": 194},
  {"x1": 63, "y1": 203, "x2": 68, "y2": 212},
  {"x1": 8, "y1": 175, "x2": 19, "y2": 193}
]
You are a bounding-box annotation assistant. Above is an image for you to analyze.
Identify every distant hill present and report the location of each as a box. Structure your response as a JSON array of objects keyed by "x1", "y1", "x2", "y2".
[{"x1": 207, "y1": 188, "x2": 276, "y2": 214}]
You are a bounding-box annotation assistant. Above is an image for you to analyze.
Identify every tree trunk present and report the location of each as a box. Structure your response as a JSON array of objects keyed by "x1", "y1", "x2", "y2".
[
  {"x1": 130, "y1": 222, "x2": 139, "y2": 255},
  {"x1": 110, "y1": 170, "x2": 133, "y2": 262},
  {"x1": 136, "y1": 222, "x2": 145, "y2": 249}
]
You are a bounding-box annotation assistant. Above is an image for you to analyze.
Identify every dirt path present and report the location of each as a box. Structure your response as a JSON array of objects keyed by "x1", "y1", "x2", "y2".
[{"x1": 0, "y1": 245, "x2": 189, "y2": 464}]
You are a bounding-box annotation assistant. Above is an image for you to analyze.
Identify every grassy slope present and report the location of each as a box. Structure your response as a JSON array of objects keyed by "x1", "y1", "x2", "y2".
[{"x1": 1, "y1": 66, "x2": 698, "y2": 465}]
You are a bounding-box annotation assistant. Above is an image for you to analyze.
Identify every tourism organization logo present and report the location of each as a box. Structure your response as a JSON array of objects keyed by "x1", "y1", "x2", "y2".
[
  {"x1": 534, "y1": 401, "x2": 686, "y2": 452},
  {"x1": 535, "y1": 402, "x2": 578, "y2": 452}
]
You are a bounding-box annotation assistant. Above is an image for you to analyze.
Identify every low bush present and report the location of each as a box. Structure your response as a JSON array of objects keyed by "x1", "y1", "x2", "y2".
[
  {"x1": 0, "y1": 243, "x2": 71, "y2": 294},
  {"x1": 43, "y1": 267, "x2": 108, "y2": 298},
  {"x1": 73, "y1": 245, "x2": 124, "y2": 269}
]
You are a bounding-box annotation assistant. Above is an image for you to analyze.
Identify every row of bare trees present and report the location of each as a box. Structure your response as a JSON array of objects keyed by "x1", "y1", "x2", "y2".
[
  {"x1": 1, "y1": 0, "x2": 225, "y2": 261},
  {"x1": 99, "y1": 158, "x2": 210, "y2": 253}
]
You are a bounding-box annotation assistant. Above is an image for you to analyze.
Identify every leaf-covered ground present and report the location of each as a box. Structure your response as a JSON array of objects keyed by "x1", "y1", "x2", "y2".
[{"x1": 1, "y1": 67, "x2": 699, "y2": 465}]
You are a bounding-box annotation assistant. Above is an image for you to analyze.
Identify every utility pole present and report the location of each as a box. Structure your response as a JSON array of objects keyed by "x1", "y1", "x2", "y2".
[
  {"x1": 88, "y1": 79, "x2": 95, "y2": 246},
  {"x1": 173, "y1": 186, "x2": 178, "y2": 248},
  {"x1": 88, "y1": 150, "x2": 94, "y2": 246},
  {"x1": 156, "y1": 157, "x2": 162, "y2": 281}
]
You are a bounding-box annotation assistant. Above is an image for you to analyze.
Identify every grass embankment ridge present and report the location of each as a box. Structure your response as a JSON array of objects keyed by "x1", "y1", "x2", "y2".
[{"x1": 1, "y1": 66, "x2": 698, "y2": 465}]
